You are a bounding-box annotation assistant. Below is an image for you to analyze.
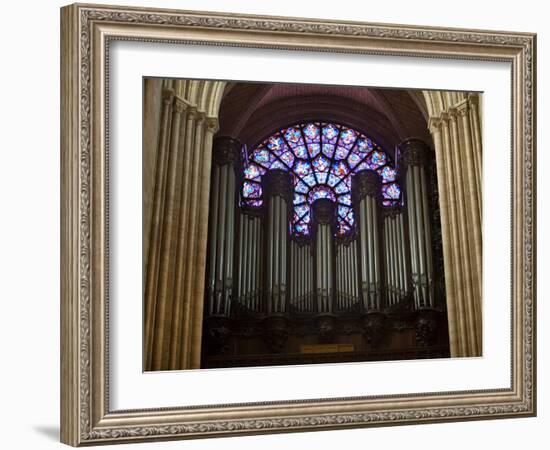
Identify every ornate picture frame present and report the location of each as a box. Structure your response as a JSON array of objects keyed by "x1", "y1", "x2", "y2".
[{"x1": 60, "y1": 3, "x2": 536, "y2": 446}]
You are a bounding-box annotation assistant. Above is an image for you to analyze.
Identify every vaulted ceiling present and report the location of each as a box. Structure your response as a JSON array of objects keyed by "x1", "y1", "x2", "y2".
[{"x1": 217, "y1": 82, "x2": 433, "y2": 159}]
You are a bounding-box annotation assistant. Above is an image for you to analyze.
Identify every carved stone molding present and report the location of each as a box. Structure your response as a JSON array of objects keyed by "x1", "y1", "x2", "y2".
[{"x1": 213, "y1": 136, "x2": 241, "y2": 166}]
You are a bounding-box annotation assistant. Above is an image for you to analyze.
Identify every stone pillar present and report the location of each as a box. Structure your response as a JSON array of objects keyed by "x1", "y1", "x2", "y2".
[
  {"x1": 400, "y1": 138, "x2": 434, "y2": 310},
  {"x1": 144, "y1": 89, "x2": 220, "y2": 371},
  {"x1": 206, "y1": 137, "x2": 240, "y2": 317},
  {"x1": 428, "y1": 94, "x2": 482, "y2": 357},
  {"x1": 353, "y1": 171, "x2": 382, "y2": 311},
  {"x1": 263, "y1": 170, "x2": 293, "y2": 314}
]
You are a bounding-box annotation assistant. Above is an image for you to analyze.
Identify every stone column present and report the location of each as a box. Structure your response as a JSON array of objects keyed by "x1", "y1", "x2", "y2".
[
  {"x1": 400, "y1": 138, "x2": 434, "y2": 310},
  {"x1": 428, "y1": 95, "x2": 482, "y2": 357},
  {"x1": 143, "y1": 89, "x2": 220, "y2": 371},
  {"x1": 353, "y1": 171, "x2": 382, "y2": 311},
  {"x1": 263, "y1": 170, "x2": 293, "y2": 314}
]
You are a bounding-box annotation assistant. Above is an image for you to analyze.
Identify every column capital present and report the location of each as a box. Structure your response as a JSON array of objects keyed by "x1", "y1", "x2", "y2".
[
  {"x1": 428, "y1": 116, "x2": 444, "y2": 134},
  {"x1": 212, "y1": 136, "x2": 241, "y2": 166},
  {"x1": 173, "y1": 97, "x2": 188, "y2": 114},
  {"x1": 162, "y1": 87, "x2": 175, "y2": 106},
  {"x1": 352, "y1": 170, "x2": 382, "y2": 203},
  {"x1": 262, "y1": 169, "x2": 293, "y2": 202},
  {"x1": 398, "y1": 138, "x2": 431, "y2": 167}
]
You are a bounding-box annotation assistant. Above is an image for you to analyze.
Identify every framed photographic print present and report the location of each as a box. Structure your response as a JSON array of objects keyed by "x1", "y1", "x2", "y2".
[{"x1": 60, "y1": 3, "x2": 536, "y2": 446}]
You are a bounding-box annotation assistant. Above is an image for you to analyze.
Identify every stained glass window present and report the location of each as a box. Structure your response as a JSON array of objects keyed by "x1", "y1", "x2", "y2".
[{"x1": 242, "y1": 121, "x2": 401, "y2": 236}]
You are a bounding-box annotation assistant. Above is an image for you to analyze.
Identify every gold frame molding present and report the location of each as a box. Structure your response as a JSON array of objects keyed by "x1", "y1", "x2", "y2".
[{"x1": 60, "y1": 3, "x2": 536, "y2": 446}]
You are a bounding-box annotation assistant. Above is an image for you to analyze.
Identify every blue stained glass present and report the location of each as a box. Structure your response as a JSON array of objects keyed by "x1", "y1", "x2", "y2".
[
  {"x1": 280, "y1": 151, "x2": 295, "y2": 167},
  {"x1": 308, "y1": 143, "x2": 321, "y2": 158},
  {"x1": 338, "y1": 205, "x2": 350, "y2": 218},
  {"x1": 294, "y1": 160, "x2": 312, "y2": 177},
  {"x1": 309, "y1": 185, "x2": 336, "y2": 203},
  {"x1": 293, "y1": 145, "x2": 308, "y2": 159},
  {"x1": 295, "y1": 204, "x2": 309, "y2": 217},
  {"x1": 246, "y1": 121, "x2": 399, "y2": 237},
  {"x1": 312, "y1": 155, "x2": 330, "y2": 172},
  {"x1": 294, "y1": 193, "x2": 307, "y2": 205},
  {"x1": 369, "y1": 151, "x2": 387, "y2": 167},
  {"x1": 315, "y1": 172, "x2": 328, "y2": 184},
  {"x1": 339, "y1": 193, "x2": 352, "y2": 205},
  {"x1": 244, "y1": 164, "x2": 264, "y2": 180},
  {"x1": 303, "y1": 173, "x2": 317, "y2": 187},
  {"x1": 356, "y1": 160, "x2": 375, "y2": 172},
  {"x1": 327, "y1": 173, "x2": 342, "y2": 187},
  {"x1": 331, "y1": 161, "x2": 349, "y2": 177},
  {"x1": 339, "y1": 128, "x2": 357, "y2": 147},
  {"x1": 243, "y1": 181, "x2": 262, "y2": 198},
  {"x1": 266, "y1": 135, "x2": 285, "y2": 152},
  {"x1": 246, "y1": 199, "x2": 263, "y2": 207},
  {"x1": 295, "y1": 223, "x2": 309, "y2": 235},
  {"x1": 379, "y1": 166, "x2": 397, "y2": 182},
  {"x1": 303, "y1": 123, "x2": 320, "y2": 141},
  {"x1": 337, "y1": 221, "x2": 351, "y2": 235},
  {"x1": 383, "y1": 183, "x2": 401, "y2": 199},
  {"x1": 356, "y1": 137, "x2": 373, "y2": 153},
  {"x1": 334, "y1": 145, "x2": 349, "y2": 160},
  {"x1": 284, "y1": 127, "x2": 302, "y2": 145},
  {"x1": 322, "y1": 144, "x2": 335, "y2": 158},
  {"x1": 334, "y1": 181, "x2": 350, "y2": 194},
  {"x1": 270, "y1": 160, "x2": 287, "y2": 170},
  {"x1": 295, "y1": 180, "x2": 309, "y2": 194},
  {"x1": 322, "y1": 123, "x2": 339, "y2": 142},
  {"x1": 347, "y1": 150, "x2": 363, "y2": 168},
  {"x1": 253, "y1": 148, "x2": 271, "y2": 165}
]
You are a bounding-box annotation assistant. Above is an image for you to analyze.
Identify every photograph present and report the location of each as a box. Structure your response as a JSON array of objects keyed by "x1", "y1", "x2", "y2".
[
  {"x1": 142, "y1": 79, "x2": 483, "y2": 371},
  {"x1": 57, "y1": 2, "x2": 536, "y2": 446}
]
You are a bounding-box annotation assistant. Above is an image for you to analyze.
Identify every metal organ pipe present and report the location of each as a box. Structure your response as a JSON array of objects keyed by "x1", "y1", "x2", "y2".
[
  {"x1": 206, "y1": 137, "x2": 240, "y2": 317},
  {"x1": 353, "y1": 171, "x2": 382, "y2": 311},
  {"x1": 262, "y1": 171, "x2": 292, "y2": 315},
  {"x1": 401, "y1": 138, "x2": 435, "y2": 310}
]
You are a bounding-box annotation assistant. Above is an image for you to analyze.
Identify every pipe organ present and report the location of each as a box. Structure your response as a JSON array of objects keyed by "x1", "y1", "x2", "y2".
[
  {"x1": 401, "y1": 139, "x2": 435, "y2": 309},
  {"x1": 353, "y1": 171, "x2": 382, "y2": 311},
  {"x1": 206, "y1": 137, "x2": 239, "y2": 316},
  {"x1": 237, "y1": 213, "x2": 262, "y2": 313},
  {"x1": 290, "y1": 241, "x2": 314, "y2": 313},
  {"x1": 312, "y1": 199, "x2": 336, "y2": 313},
  {"x1": 336, "y1": 240, "x2": 359, "y2": 312},
  {"x1": 263, "y1": 171, "x2": 293, "y2": 314},
  {"x1": 205, "y1": 136, "x2": 440, "y2": 331},
  {"x1": 383, "y1": 208, "x2": 409, "y2": 306}
]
